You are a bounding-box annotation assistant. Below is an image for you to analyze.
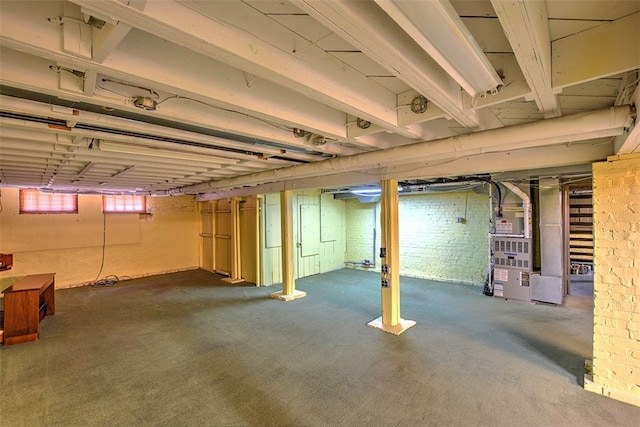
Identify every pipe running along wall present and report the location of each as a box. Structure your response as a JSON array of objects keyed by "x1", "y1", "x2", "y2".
[{"x1": 164, "y1": 106, "x2": 633, "y2": 196}]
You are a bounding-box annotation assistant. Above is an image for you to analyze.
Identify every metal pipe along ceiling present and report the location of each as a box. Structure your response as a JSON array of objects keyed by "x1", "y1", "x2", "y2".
[{"x1": 165, "y1": 105, "x2": 633, "y2": 196}]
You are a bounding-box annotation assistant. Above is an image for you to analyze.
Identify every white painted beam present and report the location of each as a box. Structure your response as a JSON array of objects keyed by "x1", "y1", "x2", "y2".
[
  {"x1": 85, "y1": 0, "x2": 144, "y2": 62},
  {"x1": 0, "y1": 2, "x2": 374, "y2": 153},
  {"x1": 0, "y1": 95, "x2": 329, "y2": 163},
  {"x1": 388, "y1": 140, "x2": 613, "y2": 182},
  {"x1": 0, "y1": 41, "x2": 359, "y2": 156},
  {"x1": 292, "y1": 0, "x2": 481, "y2": 129},
  {"x1": 492, "y1": 0, "x2": 561, "y2": 118},
  {"x1": 167, "y1": 105, "x2": 632, "y2": 194},
  {"x1": 0, "y1": 115, "x2": 296, "y2": 170},
  {"x1": 83, "y1": 69, "x2": 98, "y2": 96},
  {"x1": 195, "y1": 142, "x2": 611, "y2": 200},
  {"x1": 376, "y1": 0, "x2": 502, "y2": 97},
  {"x1": 553, "y1": 12, "x2": 640, "y2": 89},
  {"x1": 91, "y1": 21, "x2": 133, "y2": 63},
  {"x1": 68, "y1": 0, "x2": 401, "y2": 132}
]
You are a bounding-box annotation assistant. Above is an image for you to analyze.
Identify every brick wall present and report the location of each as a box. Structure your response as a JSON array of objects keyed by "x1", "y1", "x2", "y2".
[
  {"x1": 398, "y1": 192, "x2": 489, "y2": 285},
  {"x1": 345, "y1": 191, "x2": 489, "y2": 285},
  {"x1": 345, "y1": 199, "x2": 379, "y2": 266},
  {"x1": 590, "y1": 153, "x2": 640, "y2": 407}
]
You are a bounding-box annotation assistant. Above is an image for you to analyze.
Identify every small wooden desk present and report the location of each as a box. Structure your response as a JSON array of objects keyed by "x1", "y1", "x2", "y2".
[{"x1": 2, "y1": 273, "x2": 55, "y2": 346}]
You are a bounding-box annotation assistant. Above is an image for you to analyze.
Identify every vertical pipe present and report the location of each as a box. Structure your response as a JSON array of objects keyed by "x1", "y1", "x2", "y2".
[
  {"x1": 372, "y1": 203, "x2": 377, "y2": 266},
  {"x1": 502, "y1": 182, "x2": 532, "y2": 238}
]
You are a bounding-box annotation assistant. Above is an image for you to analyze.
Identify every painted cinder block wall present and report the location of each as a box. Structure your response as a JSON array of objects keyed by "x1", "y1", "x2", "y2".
[
  {"x1": 345, "y1": 191, "x2": 489, "y2": 285},
  {"x1": 590, "y1": 153, "x2": 640, "y2": 407},
  {"x1": 399, "y1": 192, "x2": 489, "y2": 285},
  {"x1": 0, "y1": 188, "x2": 199, "y2": 289},
  {"x1": 345, "y1": 198, "x2": 380, "y2": 268}
]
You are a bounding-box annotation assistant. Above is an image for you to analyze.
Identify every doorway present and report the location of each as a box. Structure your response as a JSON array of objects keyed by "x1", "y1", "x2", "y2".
[{"x1": 564, "y1": 181, "x2": 594, "y2": 297}]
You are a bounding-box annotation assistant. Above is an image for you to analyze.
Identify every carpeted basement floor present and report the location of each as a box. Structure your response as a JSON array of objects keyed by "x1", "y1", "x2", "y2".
[{"x1": 1, "y1": 268, "x2": 639, "y2": 426}]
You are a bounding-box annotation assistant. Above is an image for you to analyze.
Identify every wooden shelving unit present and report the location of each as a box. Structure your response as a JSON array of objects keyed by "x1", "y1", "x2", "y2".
[{"x1": 568, "y1": 188, "x2": 593, "y2": 274}]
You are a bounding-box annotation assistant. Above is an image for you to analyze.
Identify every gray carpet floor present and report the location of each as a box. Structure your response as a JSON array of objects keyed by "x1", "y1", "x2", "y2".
[{"x1": 1, "y1": 268, "x2": 638, "y2": 426}]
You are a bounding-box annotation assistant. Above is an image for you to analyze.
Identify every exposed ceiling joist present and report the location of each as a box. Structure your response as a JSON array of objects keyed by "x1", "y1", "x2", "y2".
[
  {"x1": 68, "y1": 0, "x2": 404, "y2": 133},
  {"x1": 1, "y1": 1, "x2": 638, "y2": 195},
  {"x1": 293, "y1": 0, "x2": 487, "y2": 130},
  {"x1": 492, "y1": 0, "x2": 561, "y2": 119},
  {"x1": 552, "y1": 12, "x2": 640, "y2": 89}
]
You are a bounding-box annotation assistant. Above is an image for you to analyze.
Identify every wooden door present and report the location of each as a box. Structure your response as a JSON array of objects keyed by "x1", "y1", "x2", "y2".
[{"x1": 298, "y1": 204, "x2": 321, "y2": 276}]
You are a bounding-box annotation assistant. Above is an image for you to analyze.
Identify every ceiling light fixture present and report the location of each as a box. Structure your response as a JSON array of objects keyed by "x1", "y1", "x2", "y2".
[
  {"x1": 410, "y1": 95, "x2": 428, "y2": 114},
  {"x1": 311, "y1": 135, "x2": 327, "y2": 146},
  {"x1": 132, "y1": 96, "x2": 158, "y2": 111},
  {"x1": 356, "y1": 118, "x2": 372, "y2": 129},
  {"x1": 376, "y1": 0, "x2": 503, "y2": 97}
]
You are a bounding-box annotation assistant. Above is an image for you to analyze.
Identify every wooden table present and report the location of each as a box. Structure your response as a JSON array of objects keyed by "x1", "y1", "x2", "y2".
[{"x1": 2, "y1": 273, "x2": 55, "y2": 346}]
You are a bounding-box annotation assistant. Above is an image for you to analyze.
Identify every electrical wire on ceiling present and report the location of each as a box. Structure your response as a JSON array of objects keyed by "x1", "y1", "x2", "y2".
[
  {"x1": 615, "y1": 70, "x2": 639, "y2": 106},
  {"x1": 50, "y1": 71, "x2": 336, "y2": 145},
  {"x1": 101, "y1": 78, "x2": 159, "y2": 99},
  {"x1": 49, "y1": 65, "x2": 85, "y2": 78},
  {"x1": 93, "y1": 85, "x2": 131, "y2": 102}
]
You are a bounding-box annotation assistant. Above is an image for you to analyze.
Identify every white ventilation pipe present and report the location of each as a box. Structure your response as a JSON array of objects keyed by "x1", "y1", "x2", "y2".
[
  {"x1": 164, "y1": 105, "x2": 633, "y2": 196},
  {"x1": 501, "y1": 182, "x2": 532, "y2": 239}
]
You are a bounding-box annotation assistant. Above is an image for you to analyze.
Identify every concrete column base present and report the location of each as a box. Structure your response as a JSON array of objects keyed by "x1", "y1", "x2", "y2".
[
  {"x1": 270, "y1": 290, "x2": 307, "y2": 301},
  {"x1": 222, "y1": 277, "x2": 245, "y2": 284},
  {"x1": 367, "y1": 316, "x2": 416, "y2": 335}
]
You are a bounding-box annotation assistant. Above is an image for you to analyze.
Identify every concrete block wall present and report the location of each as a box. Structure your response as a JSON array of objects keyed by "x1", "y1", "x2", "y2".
[
  {"x1": 345, "y1": 191, "x2": 489, "y2": 285},
  {"x1": 345, "y1": 199, "x2": 379, "y2": 267},
  {"x1": 398, "y1": 192, "x2": 489, "y2": 285},
  {"x1": 590, "y1": 153, "x2": 640, "y2": 407}
]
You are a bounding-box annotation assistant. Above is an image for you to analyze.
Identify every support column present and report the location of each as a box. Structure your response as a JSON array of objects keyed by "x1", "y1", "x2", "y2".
[
  {"x1": 270, "y1": 190, "x2": 306, "y2": 301},
  {"x1": 223, "y1": 197, "x2": 244, "y2": 284},
  {"x1": 585, "y1": 154, "x2": 640, "y2": 407},
  {"x1": 367, "y1": 179, "x2": 415, "y2": 335}
]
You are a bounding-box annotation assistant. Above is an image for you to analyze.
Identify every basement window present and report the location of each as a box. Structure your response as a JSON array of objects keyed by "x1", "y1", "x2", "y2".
[
  {"x1": 103, "y1": 195, "x2": 146, "y2": 213},
  {"x1": 19, "y1": 189, "x2": 78, "y2": 214}
]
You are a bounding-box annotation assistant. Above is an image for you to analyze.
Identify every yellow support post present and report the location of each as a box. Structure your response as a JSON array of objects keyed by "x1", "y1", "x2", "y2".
[
  {"x1": 367, "y1": 179, "x2": 415, "y2": 335},
  {"x1": 270, "y1": 190, "x2": 306, "y2": 301}
]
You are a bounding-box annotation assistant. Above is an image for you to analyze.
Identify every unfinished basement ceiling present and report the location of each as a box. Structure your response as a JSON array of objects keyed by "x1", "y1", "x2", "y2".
[{"x1": 0, "y1": 0, "x2": 638, "y2": 196}]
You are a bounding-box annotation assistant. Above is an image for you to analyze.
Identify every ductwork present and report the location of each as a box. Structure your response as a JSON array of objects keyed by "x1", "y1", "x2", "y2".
[
  {"x1": 163, "y1": 105, "x2": 633, "y2": 196},
  {"x1": 501, "y1": 182, "x2": 532, "y2": 239}
]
